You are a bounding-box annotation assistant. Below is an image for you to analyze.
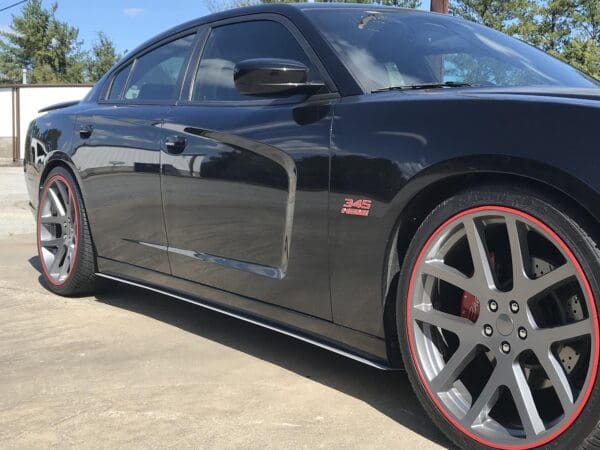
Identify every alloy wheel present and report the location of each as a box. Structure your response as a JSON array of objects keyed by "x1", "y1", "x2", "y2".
[
  {"x1": 406, "y1": 206, "x2": 599, "y2": 448},
  {"x1": 38, "y1": 175, "x2": 79, "y2": 285}
]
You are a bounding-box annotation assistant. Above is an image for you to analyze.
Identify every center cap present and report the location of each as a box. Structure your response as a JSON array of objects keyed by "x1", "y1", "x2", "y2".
[{"x1": 496, "y1": 314, "x2": 514, "y2": 336}]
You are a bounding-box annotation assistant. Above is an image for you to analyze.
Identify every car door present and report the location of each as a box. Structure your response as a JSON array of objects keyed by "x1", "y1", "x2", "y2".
[
  {"x1": 72, "y1": 33, "x2": 196, "y2": 273},
  {"x1": 160, "y1": 17, "x2": 336, "y2": 319}
]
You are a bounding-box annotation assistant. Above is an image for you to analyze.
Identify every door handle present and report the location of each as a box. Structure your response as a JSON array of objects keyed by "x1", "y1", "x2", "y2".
[
  {"x1": 165, "y1": 136, "x2": 187, "y2": 154},
  {"x1": 79, "y1": 125, "x2": 93, "y2": 139}
]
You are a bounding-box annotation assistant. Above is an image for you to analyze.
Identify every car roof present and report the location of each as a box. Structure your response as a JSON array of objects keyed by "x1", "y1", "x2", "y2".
[{"x1": 122, "y1": 3, "x2": 424, "y2": 61}]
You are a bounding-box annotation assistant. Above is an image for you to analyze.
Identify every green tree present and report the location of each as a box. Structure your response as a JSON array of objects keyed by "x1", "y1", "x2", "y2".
[
  {"x1": 450, "y1": 0, "x2": 536, "y2": 35},
  {"x1": 86, "y1": 32, "x2": 121, "y2": 82},
  {"x1": 566, "y1": 0, "x2": 600, "y2": 77},
  {"x1": 525, "y1": 0, "x2": 576, "y2": 54},
  {"x1": 450, "y1": 0, "x2": 600, "y2": 78},
  {"x1": 0, "y1": 0, "x2": 84, "y2": 83}
]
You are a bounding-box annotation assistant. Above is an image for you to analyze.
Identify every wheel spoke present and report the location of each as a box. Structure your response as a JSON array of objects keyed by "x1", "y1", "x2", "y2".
[
  {"x1": 461, "y1": 369, "x2": 502, "y2": 427},
  {"x1": 55, "y1": 181, "x2": 69, "y2": 207},
  {"x1": 41, "y1": 214, "x2": 63, "y2": 224},
  {"x1": 523, "y1": 263, "x2": 577, "y2": 301},
  {"x1": 533, "y1": 348, "x2": 574, "y2": 414},
  {"x1": 412, "y1": 304, "x2": 475, "y2": 336},
  {"x1": 463, "y1": 217, "x2": 496, "y2": 290},
  {"x1": 506, "y1": 216, "x2": 531, "y2": 291},
  {"x1": 421, "y1": 259, "x2": 475, "y2": 293},
  {"x1": 40, "y1": 237, "x2": 63, "y2": 248},
  {"x1": 536, "y1": 318, "x2": 592, "y2": 344},
  {"x1": 510, "y1": 364, "x2": 545, "y2": 437},
  {"x1": 47, "y1": 187, "x2": 66, "y2": 217},
  {"x1": 430, "y1": 342, "x2": 479, "y2": 392},
  {"x1": 49, "y1": 245, "x2": 67, "y2": 274}
]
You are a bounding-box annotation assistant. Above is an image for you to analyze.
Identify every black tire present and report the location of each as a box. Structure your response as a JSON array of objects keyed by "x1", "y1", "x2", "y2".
[
  {"x1": 397, "y1": 185, "x2": 600, "y2": 449},
  {"x1": 37, "y1": 166, "x2": 97, "y2": 296}
]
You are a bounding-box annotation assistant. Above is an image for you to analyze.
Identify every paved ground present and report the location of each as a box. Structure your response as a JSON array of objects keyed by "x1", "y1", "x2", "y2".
[{"x1": 0, "y1": 167, "x2": 450, "y2": 449}]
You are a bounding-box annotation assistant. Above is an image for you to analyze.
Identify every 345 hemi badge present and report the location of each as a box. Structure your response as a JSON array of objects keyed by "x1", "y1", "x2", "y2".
[{"x1": 340, "y1": 198, "x2": 372, "y2": 217}]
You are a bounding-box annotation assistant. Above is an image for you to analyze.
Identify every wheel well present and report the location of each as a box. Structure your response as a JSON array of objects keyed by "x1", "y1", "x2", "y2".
[
  {"x1": 382, "y1": 172, "x2": 600, "y2": 368},
  {"x1": 40, "y1": 159, "x2": 81, "y2": 198}
]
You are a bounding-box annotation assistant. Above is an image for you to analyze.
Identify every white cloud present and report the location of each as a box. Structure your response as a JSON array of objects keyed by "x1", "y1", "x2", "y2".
[
  {"x1": 123, "y1": 7, "x2": 144, "y2": 17},
  {"x1": 0, "y1": 24, "x2": 11, "y2": 33}
]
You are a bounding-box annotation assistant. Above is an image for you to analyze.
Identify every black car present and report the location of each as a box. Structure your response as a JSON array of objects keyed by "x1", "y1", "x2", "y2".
[{"x1": 24, "y1": 4, "x2": 600, "y2": 449}]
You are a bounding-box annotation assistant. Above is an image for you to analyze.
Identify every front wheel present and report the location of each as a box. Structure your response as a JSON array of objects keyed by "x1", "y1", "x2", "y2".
[
  {"x1": 397, "y1": 186, "x2": 600, "y2": 449},
  {"x1": 37, "y1": 166, "x2": 97, "y2": 296}
]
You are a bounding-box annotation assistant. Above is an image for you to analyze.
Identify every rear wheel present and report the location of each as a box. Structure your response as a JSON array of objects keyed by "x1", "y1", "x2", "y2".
[
  {"x1": 37, "y1": 167, "x2": 97, "y2": 296},
  {"x1": 397, "y1": 186, "x2": 600, "y2": 449}
]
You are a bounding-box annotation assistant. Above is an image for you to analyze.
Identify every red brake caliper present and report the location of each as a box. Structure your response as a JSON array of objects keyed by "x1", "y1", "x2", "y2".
[{"x1": 460, "y1": 252, "x2": 496, "y2": 322}]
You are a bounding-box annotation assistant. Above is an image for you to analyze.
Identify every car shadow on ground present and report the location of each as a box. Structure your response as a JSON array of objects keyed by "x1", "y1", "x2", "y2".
[{"x1": 28, "y1": 256, "x2": 454, "y2": 449}]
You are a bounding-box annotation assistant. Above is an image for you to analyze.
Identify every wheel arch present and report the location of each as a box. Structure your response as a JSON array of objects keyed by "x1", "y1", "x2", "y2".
[
  {"x1": 39, "y1": 152, "x2": 86, "y2": 201},
  {"x1": 381, "y1": 155, "x2": 600, "y2": 367}
]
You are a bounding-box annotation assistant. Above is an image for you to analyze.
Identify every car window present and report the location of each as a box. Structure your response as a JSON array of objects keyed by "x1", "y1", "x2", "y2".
[
  {"x1": 123, "y1": 34, "x2": 195, "y2": 102},
  {"x1": 304, "y1": 9, "x2": 598, "y2": 92},
  {"x1": 438, "y1": 53, "x2": 534, "y2": 86},
  {"x1": 107, "y1": 64, "x2": 132, "y2": 101},
  {"x1": 193, "y1": 21, "x2": 323, "y2": 102}
]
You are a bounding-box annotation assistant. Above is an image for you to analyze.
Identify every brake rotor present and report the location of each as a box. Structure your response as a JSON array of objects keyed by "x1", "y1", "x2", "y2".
[{"x1": 527, "y1": 257, "x2": 583, "y2": 378}]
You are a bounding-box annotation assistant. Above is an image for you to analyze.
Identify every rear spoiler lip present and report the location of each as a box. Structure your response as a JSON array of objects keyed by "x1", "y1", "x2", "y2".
[{"x1": 38, "y1": 100, "x2": 80, "y2": 113}]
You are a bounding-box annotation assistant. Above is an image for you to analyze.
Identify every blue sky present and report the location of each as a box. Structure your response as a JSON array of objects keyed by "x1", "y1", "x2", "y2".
[{"x1": 0, "y1": 0, "x2": 430, "y2": 55}]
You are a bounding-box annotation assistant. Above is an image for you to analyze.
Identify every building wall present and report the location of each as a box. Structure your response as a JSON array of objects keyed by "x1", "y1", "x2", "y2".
[
  {"x1": 0, "y1": 85, "x2": 92, "y2": 161},
  {"x1": 0, "y1": 88, "x2": 13, "y2": 159}
]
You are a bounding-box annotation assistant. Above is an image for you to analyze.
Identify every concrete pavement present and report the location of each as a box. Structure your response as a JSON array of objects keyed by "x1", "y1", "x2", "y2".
[{"x1": 0, "y1": 167, "x2": 450, "y2": 449}]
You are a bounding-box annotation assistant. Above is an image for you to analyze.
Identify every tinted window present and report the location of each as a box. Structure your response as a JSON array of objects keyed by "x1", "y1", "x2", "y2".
[
  {"x1": 304, "y1": 9, "x2": 598, "y2": 92},
  {"x1": 107, "y1": 64, "x2": 131, "y2": 100},
  {"x1": 124, "y1": 34, "x2": 195, "y2": 102},
  {"x1": 193, "y1": 21, "x2": 323, "y2": 102}
]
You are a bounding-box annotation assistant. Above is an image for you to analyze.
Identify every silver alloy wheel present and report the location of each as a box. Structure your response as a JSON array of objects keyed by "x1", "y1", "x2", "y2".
[
  {"x1": 38, "y1": 176, "x2": 77, "y2": 284},
  {"x1": 407, "y1": 206, "x2": 599, "y2": 448}
]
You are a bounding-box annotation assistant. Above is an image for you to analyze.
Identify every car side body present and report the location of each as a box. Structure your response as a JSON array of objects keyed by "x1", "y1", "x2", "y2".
[{"x1": 23, "y1": 3, "x2": 600, "y2": 371}]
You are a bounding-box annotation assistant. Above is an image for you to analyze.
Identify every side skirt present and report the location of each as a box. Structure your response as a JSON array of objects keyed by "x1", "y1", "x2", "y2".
[{"x1": 96, "y1": 260, "x2": 398, "y2": 371}]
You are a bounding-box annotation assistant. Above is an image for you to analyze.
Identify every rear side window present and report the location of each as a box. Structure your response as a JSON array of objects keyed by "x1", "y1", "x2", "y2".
[
  {"x1": 123, "y1": 34, "x2": 195, "y2": 102},
  {"x1": 107, "y1": 64, "x2": 131, "y2": 100},
  {"x1": 193, "y1": 21, "x2": 323, "y2": 102}
]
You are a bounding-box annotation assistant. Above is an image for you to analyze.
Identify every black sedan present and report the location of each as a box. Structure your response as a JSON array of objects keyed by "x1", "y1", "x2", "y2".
[{"x1": 23, "y1": 4, "x2": 600, "y2": 449}]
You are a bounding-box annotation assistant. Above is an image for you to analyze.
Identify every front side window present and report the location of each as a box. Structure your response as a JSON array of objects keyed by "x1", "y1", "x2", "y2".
[
  {"x1": 193, "y1": 20, "x2": 324, "y2": 102},
  {"x1": 123, "y1": 34, "x2": 195, "y2": 102},
  {"x1": 304, "y1": 9, "x2": 599, "y2": 92}
]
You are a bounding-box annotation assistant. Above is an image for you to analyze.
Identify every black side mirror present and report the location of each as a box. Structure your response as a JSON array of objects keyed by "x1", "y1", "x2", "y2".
[{"x1": 234, "y1": 58, "x2": 325, "y2": 97}]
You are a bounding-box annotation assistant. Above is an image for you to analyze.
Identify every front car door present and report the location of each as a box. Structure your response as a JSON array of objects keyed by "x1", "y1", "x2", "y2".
[
  {"x1": 72, "y1": 33, "x2": 196, "y2": 274},
  {"x1": 161, "y1": 16, "x2": 336, "y2": 319}
]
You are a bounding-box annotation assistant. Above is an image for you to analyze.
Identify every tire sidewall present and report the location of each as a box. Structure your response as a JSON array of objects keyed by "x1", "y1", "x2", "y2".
[{"x1": 397, "y1": 186, "x2": 600, "y2": 450}]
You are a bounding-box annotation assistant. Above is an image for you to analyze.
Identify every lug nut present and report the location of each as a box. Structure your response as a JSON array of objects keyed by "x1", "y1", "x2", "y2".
[
  {"x1": 483, "y1": 324, "x2": 493, "y2": 337},
  {"x1": 518, "y1": 327, "x2": 527, "y2": 340},
  {"x1": 510, "y1": 301, "x2": 520, "y2": 313},
  {"x1": 501, "y1": 341, "x2": 511, "y2": 354},
  {"x1": 488, "y1": 300, "x2": 498, "y2": 312}
]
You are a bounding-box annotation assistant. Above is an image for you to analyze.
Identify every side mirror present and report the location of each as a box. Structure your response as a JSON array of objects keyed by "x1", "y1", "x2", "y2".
[{"x1": 234, "y1": 58, "x2": 325, "y2": 97}]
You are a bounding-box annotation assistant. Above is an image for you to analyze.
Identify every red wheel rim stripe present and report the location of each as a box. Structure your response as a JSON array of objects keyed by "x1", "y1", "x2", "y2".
[
  {"x1": 37, "y1": 174, "x2": 80, "y2": 287},
  {"x1": 405, "y1": 205, "x2": 600, "y2": 449}
]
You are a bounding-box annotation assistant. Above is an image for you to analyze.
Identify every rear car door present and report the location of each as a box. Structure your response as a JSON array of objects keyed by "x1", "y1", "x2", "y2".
[
  {"x1": 72, "y1": 33, "x2": 196, "y2": 273},
  {"x1": 161, "y1": 17, "x2": 336, "y2": 319}
]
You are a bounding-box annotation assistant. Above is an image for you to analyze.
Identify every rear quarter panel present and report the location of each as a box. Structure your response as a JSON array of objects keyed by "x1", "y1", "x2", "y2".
[{"x1": 24, "y1": 107, "x2": 81, "y2": 212}]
